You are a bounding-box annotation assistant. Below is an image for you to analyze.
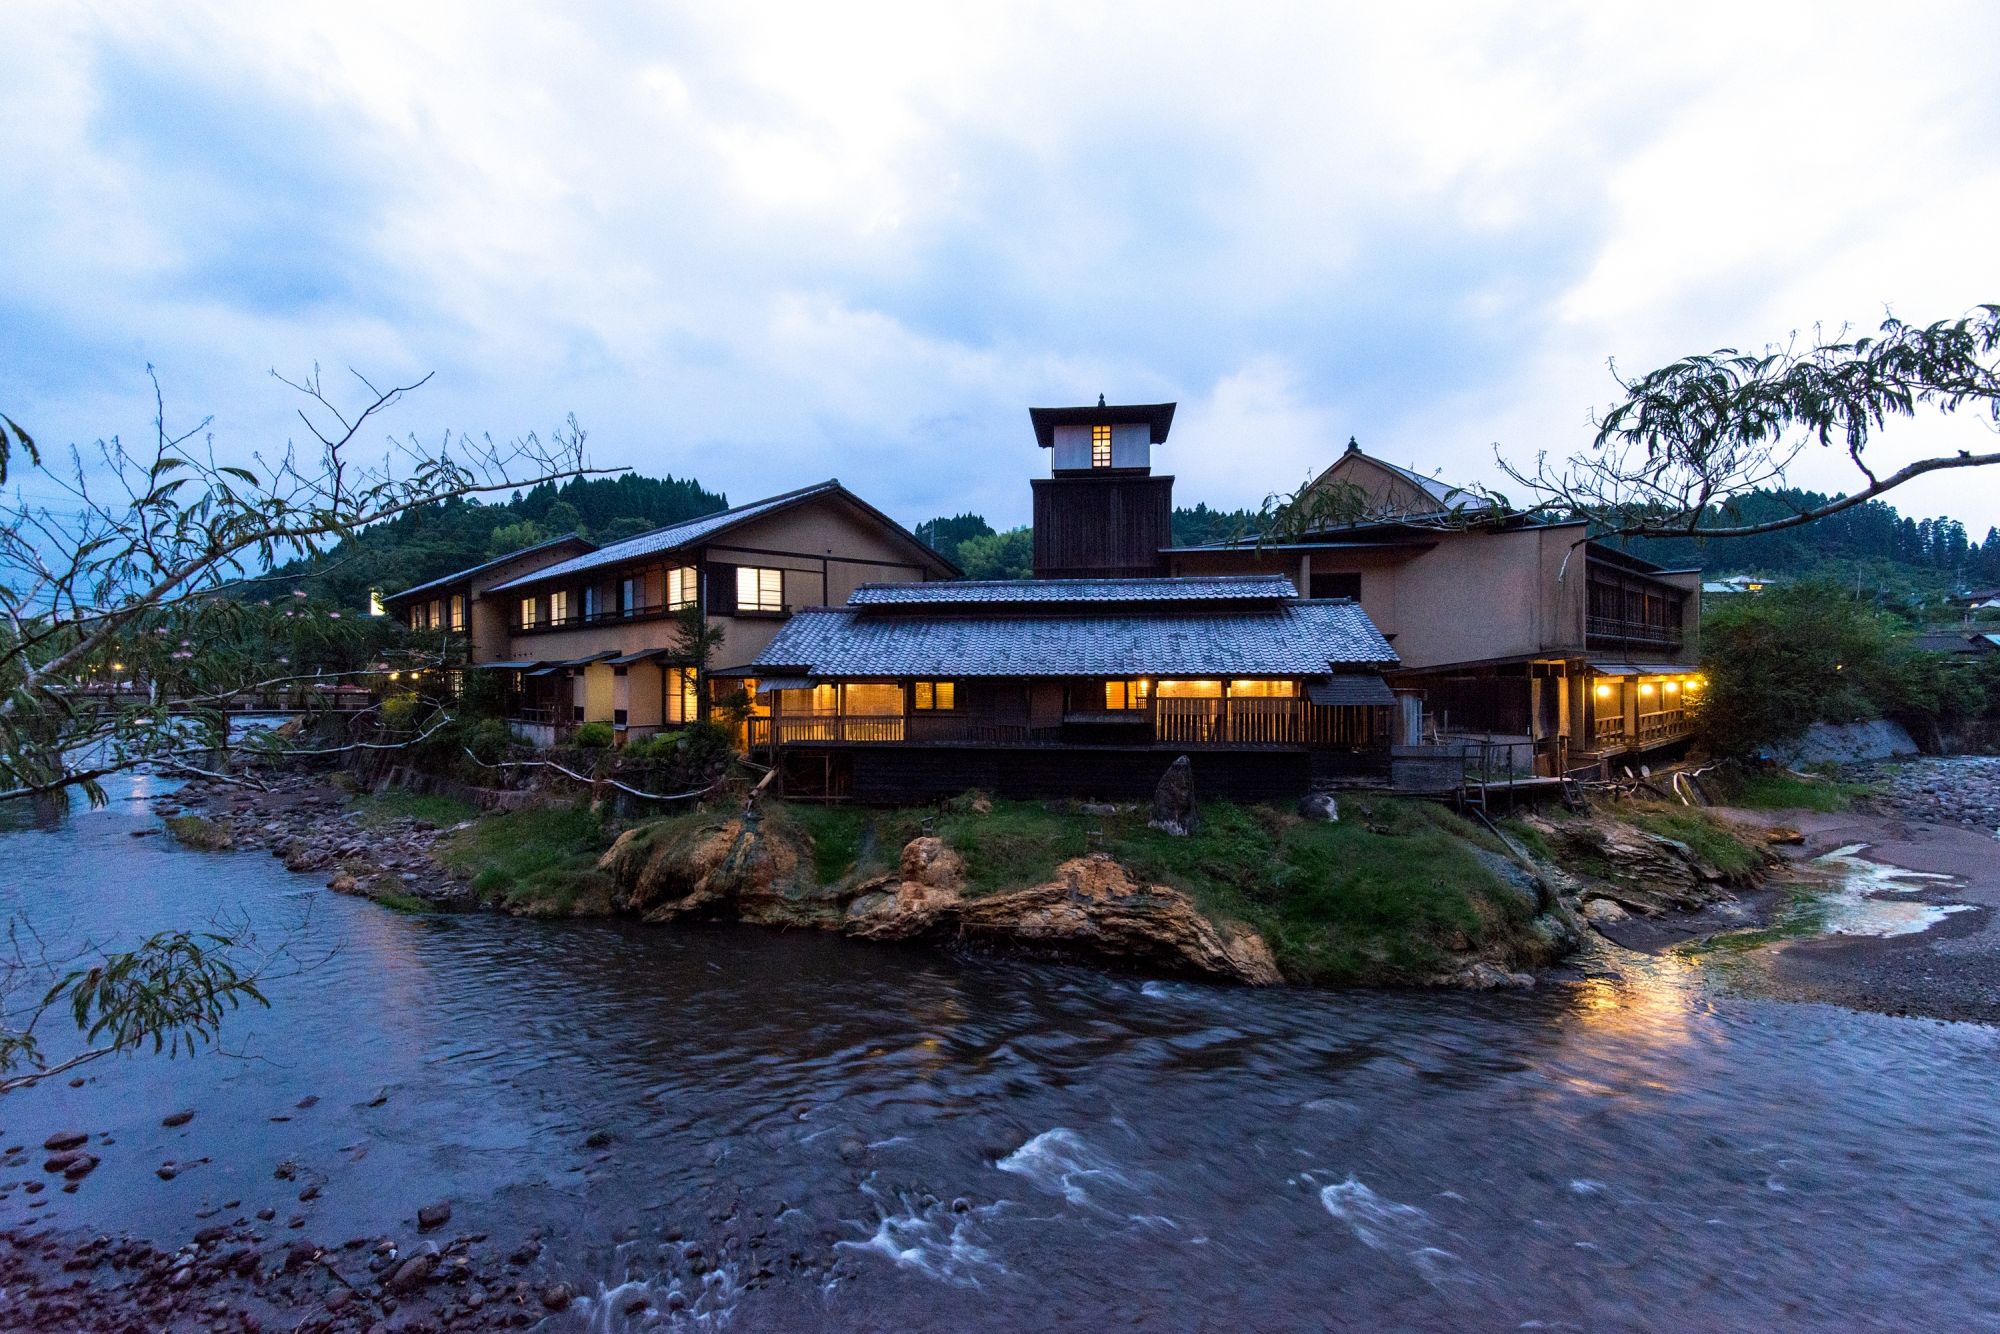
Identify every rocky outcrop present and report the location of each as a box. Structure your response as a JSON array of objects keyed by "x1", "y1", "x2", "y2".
[
  {"x1": 1774, "y1": 719, "x2": 1918, "y2": 767},
  {"x1": 1148, "y1": 756, "x2": 1196, "y2": 836},
  {"x1": 597, "y1": 820, "x2": 1283, "y2": 985},
  {"x1": 1522, "y1": 810, "x2": 1761, "y2": 919}
]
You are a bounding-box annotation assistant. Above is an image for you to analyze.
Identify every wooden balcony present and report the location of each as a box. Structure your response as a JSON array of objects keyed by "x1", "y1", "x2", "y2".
[{"x1": 1586, "y1": 615, "x2": 1683, "y2": 654}]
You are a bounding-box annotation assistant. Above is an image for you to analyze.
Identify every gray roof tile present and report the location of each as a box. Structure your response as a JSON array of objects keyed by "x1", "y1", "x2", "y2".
[
  {"x1": 486, "y1": 482, "x2": 841, "y2": 592},
  {"x1": 754, "y1": 601, "x2": 1397, "y2": 678},
  {"x1": 848, "y1": 574, "x2": 1296, "y2": 607}
]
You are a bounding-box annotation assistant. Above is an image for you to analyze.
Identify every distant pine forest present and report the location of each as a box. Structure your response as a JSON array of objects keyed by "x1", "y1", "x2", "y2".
[{"x1": 270, "y1": 474, "x2": 2000, "y2": 611}]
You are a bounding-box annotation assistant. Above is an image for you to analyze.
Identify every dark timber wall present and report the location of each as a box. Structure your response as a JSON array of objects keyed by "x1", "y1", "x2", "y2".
[
  {"x1": 784, "y1": 744, "x2": 1335, "y2": 804},
  {"x1": 1031, "y1": 474, "x2": 1174, "y2": 578}
]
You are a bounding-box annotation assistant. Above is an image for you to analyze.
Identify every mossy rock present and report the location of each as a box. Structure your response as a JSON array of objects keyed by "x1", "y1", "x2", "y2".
[{"x1": 164, "y1": 815, "x2": 234, "y2": 851}]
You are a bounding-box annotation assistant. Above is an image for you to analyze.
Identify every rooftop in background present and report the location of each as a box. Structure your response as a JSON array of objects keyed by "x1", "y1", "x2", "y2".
[
  {"x1": 484, "y1": 480, "x2": 956, "y2": 592},
  {"x1": 755, "y1": 599, "x2": 1397, "y2": 679},
  {"x1": 1029, "y1": 401, "x2": 1176, "y2": 449},
  {"x1": 848, "y1": 574, "x2": 1298, "y2": 608},
  {"x1": 382, "y1": 532, "x2": 594, "y2": 607}
]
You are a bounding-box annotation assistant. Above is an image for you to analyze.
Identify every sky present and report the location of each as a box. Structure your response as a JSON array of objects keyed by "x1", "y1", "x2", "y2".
[{"x1": 5, "y1": 2, "x2": 2000, "y2": 536}]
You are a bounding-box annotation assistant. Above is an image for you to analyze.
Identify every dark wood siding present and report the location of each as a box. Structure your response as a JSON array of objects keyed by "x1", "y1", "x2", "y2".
[
  {"x1": 1031, "y1": 475, "x2": 1174, "y2": 578},
  {"x1": 789, "y1": 744, "x2": 1322, "y2": 804}
]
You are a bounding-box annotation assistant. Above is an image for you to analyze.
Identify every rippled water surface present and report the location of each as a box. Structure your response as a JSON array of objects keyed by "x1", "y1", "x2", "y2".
[{"x1": 4, "y1": 778, "x2": 2000, "y2": 1330}]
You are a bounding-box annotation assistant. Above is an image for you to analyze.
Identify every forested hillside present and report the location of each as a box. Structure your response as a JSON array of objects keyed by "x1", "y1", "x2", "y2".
[
  {"x1": 268, "y1": 473, "x2": 726, "y2": 607},
  {"x1": 1612, "y1": 489, "x2": 2000, "y2": 598}
]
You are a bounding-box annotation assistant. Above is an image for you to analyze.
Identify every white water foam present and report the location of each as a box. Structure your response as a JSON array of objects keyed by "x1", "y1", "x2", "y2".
[
  {"x1": 835, "y1": 1181, "x2": 1008, "y2": 1287},
  {"x1": 995, "y1": 1128, "x2": 1138, "y2": 1209},
  {"x1": 1319, "y1": 1176, "x2": 1468, "y2": 1288},
  {"x1": 559, "y1": 1260, "x2": 744, "y2": 1331},
  {"x1": 1809, "y1": 844, "x2": 1974, "y2": 938}
]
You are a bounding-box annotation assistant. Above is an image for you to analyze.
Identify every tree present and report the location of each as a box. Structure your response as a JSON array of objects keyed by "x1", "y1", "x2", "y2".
[
  {"x1": 1505, "y1": 304, "x2": 2000, "y2": 542},
  {"x1": 956, "y1": 527, "x2": 1033, "y2": 580},
  {"x1": 0, "y1": 367, "x2": 617, "y2": 809},
  {"x1": 914, "y1": 513, "x2": 993, "y2": 567}
]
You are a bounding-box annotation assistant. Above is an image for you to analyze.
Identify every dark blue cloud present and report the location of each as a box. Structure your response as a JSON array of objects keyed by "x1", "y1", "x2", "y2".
[{"x1": 85, "y1": 39, "x2": 399, "y2": 317}]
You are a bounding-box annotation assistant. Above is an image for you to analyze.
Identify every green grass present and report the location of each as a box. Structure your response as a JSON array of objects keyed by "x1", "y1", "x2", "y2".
[
  {"x1": 1497, "y1": 817, "x2": 1555, "y2": 863},
  {"x1": 1715, "y1": 770, "x2": 1872, "y2": 813},
  {"x1": 1625, "y1": 803, "x2": 1765, "y2": 877},
  {"x1": 761, "y1": 794, "x2": 1530, "y2": 985},
  {"x1": 437, "y1": 805, "x2": 613, "y2": 912},
  {"x1": 372, "y1": 890, "x2": 436, "y2": 913},
  {"x1": 352, "y1": 789, "x2": 479, "y2": 828}
]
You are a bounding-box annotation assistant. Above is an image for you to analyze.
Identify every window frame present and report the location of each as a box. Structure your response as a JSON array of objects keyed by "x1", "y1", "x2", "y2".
[
  {"x1": 668, "y1": 565, "x2": 698, "y2": 610},
  {"x1": 518, "y1": 595, "x2": 539, "y2": 629},
  {"x1": 913, "y1": 680, "x2": 957, "y2": 711},
  {"x1": 735, "y1": 565, "x2": 785, "y2": 613},
  {"x1": 1091, "y1": 423, "x2": 1113, "y2": 468}
]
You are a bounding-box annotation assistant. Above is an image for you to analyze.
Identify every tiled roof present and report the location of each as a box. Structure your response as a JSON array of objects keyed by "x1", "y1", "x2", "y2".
[
  {"x1": 485, "y1": 484, "x2": 845, "y2": 592},
  {"x1": 384, "y1": 533, "x2": 592, "y2": 605},
  {"x1": 754, "y1": 601, "x2": 1397, "y2": 678},
  {"x1": 848, "y1": 574, "x2": 1297, "y2": 607}
]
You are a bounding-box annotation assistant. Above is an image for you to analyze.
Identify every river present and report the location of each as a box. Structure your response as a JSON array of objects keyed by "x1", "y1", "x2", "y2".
[{"x1": 3, "y1": 775, "x2": 1999, "y2": 1330}]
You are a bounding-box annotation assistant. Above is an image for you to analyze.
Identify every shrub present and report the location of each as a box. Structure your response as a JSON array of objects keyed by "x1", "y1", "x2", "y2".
[
  {"x1": 378, "y1": 693, "x2": 426, "y2": 733},
  {"x1": 463, "y1": 717, "x2": 515, "y2": 766},
  {"x1": 574, "y1": 721, "x2": 615, "y2": 749}
]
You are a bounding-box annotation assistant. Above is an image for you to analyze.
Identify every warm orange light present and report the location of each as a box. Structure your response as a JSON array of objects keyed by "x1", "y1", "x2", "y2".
[
  {"x1": 1594, "y1": 683, "x2": 1613, "y2": 699},
  {"x1": 1665, "y1": 681, "x2": 1679, "y2": 693},
  {"x1": 1640, "y1": 683, "x2": 1655, "y2": 695}
]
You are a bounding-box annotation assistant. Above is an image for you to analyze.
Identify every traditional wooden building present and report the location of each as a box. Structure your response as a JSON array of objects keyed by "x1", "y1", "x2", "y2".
[
  {"x1": 748, "y1": 574, "x2": 1399, "y2": 801},
  {"x1": 1030, "y1": 398, "x2": 1178, "y2": 579},
  {"x1": 385, "y1": 481, "x2": 956, "y2": 745},
  {"x1": 1167, "y1": 440, "x2": 1704, "y2": 779}
]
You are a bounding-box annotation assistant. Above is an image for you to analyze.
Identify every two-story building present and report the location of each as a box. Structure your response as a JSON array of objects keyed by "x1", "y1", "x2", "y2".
[
  {"x1": 386, "y1": 480, "x2": 956, "y2": 745},
  {"x1": 1167, "y1": 440, "x2": 1703, "y2": 778}
]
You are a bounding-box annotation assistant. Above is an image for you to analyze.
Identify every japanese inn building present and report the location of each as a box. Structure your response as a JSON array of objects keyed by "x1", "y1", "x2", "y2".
[{"x1": 385, "y1": 397, "x2": 1700, "y2": 801}]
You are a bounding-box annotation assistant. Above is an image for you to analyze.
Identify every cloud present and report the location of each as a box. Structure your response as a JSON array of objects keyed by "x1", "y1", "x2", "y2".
[{"x1": 2, "y1": 0, "x2": 1998, "y2": 534}]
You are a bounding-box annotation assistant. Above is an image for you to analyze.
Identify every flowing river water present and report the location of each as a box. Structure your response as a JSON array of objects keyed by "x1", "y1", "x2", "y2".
[{"x1": 4, "y1": 775, "x2": 1999, "y2": 1330}]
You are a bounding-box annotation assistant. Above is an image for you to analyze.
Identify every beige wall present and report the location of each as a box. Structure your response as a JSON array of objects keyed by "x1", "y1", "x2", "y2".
[
  {"x1": 489, "y1": 493, "x2": 939, "y2": 719},
  {"x1": 1170, "y1": 523, "x2": 1594, "y2": 672}
]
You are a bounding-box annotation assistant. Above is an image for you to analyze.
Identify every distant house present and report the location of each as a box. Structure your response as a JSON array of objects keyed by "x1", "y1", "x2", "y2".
[
  {"x1": 1702, "y1": 574, "x2": 1776, "y2": 596},
  {"x1": 1910, "y1": 630, "x2": 2000, "y2": 658},
  {"x1": 1166, "y1": 440, "x2": 1704, "y2": 777},
  {"x1": 385, "y1": 481, "x2": 956, "y2": 746}
]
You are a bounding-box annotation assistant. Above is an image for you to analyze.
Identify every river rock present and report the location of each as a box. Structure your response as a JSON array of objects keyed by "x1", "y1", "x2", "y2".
[
  {"x1": 541, "y1": 1282, "x2": 573, "y2": 1311},
  {"x1": 417, "y1": 1200, "x2": 452, "y2": 1231},
  {"x1": 162, "y1": 1109, "x2": 194, "y2": 1127},
  {"x1": 42, "y1": 1130, "x2": 89, "y2": 1152},
  {"x1": 388, "y1": 1248, "x2": 438, "y2": 1292},
  {"x1": 1297, "y1": 793, "x2": 1339, "y2": 823},
  {"x1": 1148, "y1": 756, "x2": 1196, "y2": 836}
]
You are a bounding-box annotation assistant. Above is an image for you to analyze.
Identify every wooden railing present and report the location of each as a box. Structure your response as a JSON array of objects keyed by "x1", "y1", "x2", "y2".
[
  {"x1": 1636, "y1": 707, "x2": 1688, "y2": 743},
  {"x1": 769, "y1": 714, "x2": 906, "y2": 744},
  {"x1": 1586, "y1": 616, "x2": 1683, "y2": 652},
  {"x1": 1592, "y1": 715, "x2": 1625, "y2": 746}
]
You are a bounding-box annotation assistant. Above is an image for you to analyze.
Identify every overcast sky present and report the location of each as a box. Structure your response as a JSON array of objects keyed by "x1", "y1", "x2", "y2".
[{"x1": 6, "y1": 3, "x2": 2000, "y2": 534}]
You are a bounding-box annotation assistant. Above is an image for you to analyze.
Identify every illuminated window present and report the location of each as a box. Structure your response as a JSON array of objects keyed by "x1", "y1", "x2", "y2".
[
  {"x1": 1155, "y1": 679, "x2": 1223, "y2": 699},
  {"x1": 518, "y1": 596, "x2": 538, "y2": 629},
  {"x1": 668, "y1": 565, "x2": 699, "y2": 610},
  {"x1": 1228, "y1": 679, "x2": 1296, "y2": 698},
  {"x1": 549, "y1": 590, "x2": 570, "y2": 624},
  {"x1": 1091, "y1": 423, "x2": 1112, "y2": 468},
  {"x1": 448, "y1": 595, "x2": 465, "y2": 631},
  {"x1": 408, "y1": 607, "x2": 423, "y2": 631},
  {"x1": 914, "y1": 681, "x2": 956, "y2": 711},
  {"x1": 427, "y1": 599, "x2": 442, "y2": 629},
  {"x1": 665, "y1": 666, "x2": 699, "y2": 723},
  {"x1": 1104, "y1": 679, "x2": 1151, "y2": 710},
  {"x1": 737, "y1": 566, "x2": 784, "y2": 612}
]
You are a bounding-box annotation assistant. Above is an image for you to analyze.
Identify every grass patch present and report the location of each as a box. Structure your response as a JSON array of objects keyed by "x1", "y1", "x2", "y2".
[
  {"x1": 372, "y1": 890, "x2": 436, "y2": 914},
  {"x1": 768, "y1": 793, "x2": 1530, "y2": 985},
  {"x1": 1625, "y1": 803, "x2": 1765, "y2": 877},
  {"x1": 437, "y1": 805, "x2": 612, "y2": 912},
  {"x1": 1714, "y1": 770, "x2": 1872, "y2": 813},
  {"x1": 352, "y1": 789, "x2": 479, "y2": 828},
  {"x1": 1497, "y1": 817, "x2": 1554, "y2": 863},
  {"x1": 1104, "y1": 800, "x2": 1524, "y2": 983},
  {"x1": 1678, "y1": 884, "x2": 1827, "y2": 956}
]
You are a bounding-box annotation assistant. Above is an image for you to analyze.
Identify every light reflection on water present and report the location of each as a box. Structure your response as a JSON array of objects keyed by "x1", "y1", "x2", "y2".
[{"x1": 1, "y1": 775, "x2": 1998, "y2": 1330}]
